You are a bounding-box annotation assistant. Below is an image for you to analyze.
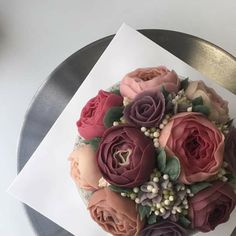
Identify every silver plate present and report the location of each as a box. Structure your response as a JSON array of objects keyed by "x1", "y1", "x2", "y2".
[{"x1": 18, "y1": 29, "x2": 236, "y2": 236}]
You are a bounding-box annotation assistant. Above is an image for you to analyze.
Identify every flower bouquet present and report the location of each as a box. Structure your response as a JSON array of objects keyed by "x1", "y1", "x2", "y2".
[{"x1": 69, "y1": 66, "x2": 236, "y2": 236}]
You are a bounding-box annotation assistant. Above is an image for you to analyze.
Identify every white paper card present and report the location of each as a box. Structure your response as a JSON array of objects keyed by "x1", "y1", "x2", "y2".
[{"x1": 8, "y1": 24, "x2": 236, "y2": 236}]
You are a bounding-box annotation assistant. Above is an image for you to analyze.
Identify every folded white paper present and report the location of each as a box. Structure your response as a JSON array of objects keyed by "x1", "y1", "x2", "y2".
[{"x1": 8, "y1": 24, "x2": 236, "y2": 236}]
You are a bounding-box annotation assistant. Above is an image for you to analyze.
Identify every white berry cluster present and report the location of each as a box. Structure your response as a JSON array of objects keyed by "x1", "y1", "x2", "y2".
[{"x1": 120, "y1": 169, "x2": 193, "y2": 221}]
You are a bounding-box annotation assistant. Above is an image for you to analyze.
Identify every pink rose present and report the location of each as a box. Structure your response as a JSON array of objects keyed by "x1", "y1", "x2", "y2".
[
  {"x1": 88, "y1": 188, "x2": 144, "y2": 236},
  {"x1": 159, "y1": 112, "x2": 224, "y2": 184},
  {"x1": 76, "y1": 90, "x2": 123, "y2": 140},
  {"x1": 185, "y1": 80, "x2": 229, "y2": 123},
  {"x1": 69, "y1": 144, "x2": 102, "y2": 191},
  {"x1": 120, "y1": 66, "x2": 180, "y2": 100}
]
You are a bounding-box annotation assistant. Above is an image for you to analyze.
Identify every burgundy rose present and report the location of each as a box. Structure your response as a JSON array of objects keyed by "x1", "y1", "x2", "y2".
[
  {"x1": 76, "y1": 90, "x2": 123, "y2": 140},
  {"x1": 189, "y1": 181, "x2": 236, "y2": 232},
  {"x1": 224, "y1": 127, "x2": 236, "y2": 174},
  {"x1": 123, "y1": 90, "x2": 165, "y2": 127},
  {"x1": 140, "y1": 221, "x2": 188, "y2": 236},
  {"x1": 97, "y1": 125, "x2": 156, "y2": 188}
]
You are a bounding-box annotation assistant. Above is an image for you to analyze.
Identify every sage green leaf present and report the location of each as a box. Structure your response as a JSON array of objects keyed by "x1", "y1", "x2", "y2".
[
  {"x1": 179, "y1": 215, "x2": 191, "y2": 228},
  {"x1": 157, "y1": 149, "x2": 166, "y2": 172},
  {"x1": 111, "y1": 89, "x2": 121, "y2": 96},
  {"x1": 180, "y1": 77, "x2": 189, "y2": 90},
  {"x1": 138, "y1": 205, "x2": 151, "y2": 221},
  {"x1": 192, "y1": 96, "x2": 203, "y2": 106},
  {"x1": 108, "y1": 185, "x2": 133, "y2": 194},
  {"x1": 163, "y1": 156, "x2": 181, "y2": 181},
  {"x1": 84, "y1": 137, "x2": 101, "y2": 151},
  {"x1": 147, "y1": 213, "x2": 157, "y2": 225},
  {"x1": 103, "y1": 106, "x2": 124, "y2": 128},
  {"x1": 189, "y1": 182, "x2": 212, "y2": 194},
  {"x1": 192, "y1": 105, "x2": 210, "y2": 116}
]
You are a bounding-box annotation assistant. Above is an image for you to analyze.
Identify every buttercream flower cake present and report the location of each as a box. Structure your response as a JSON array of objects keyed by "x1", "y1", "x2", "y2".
[{"x1": 69, "y1": 66, "x2": 236, "y2": 236}]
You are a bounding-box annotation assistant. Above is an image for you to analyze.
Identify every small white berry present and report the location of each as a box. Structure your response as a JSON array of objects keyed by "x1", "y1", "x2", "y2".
[
  {"x1": 187, "y1": 107, "x2": 192, "y2": 112},
  {"x1": 162, "y1": 119, "x2": 168, "y2": 125},
  {"x1": 144, "y1": 131, "x2": 150, "y2": 136},
  {"x1": 172, "y1": 209, "x2": 177, "y2": 214},
  {"x1": 222, "y1": 176, "x2": 228, "y2": 182},
  {"x1": 130, "y1": 193, "x2": 136, "y2": 200},
  {"x1": 154, "y1": 142, "x2": 160, "y2": 148},
  {"x1": 160, "y1": 208, "x2": 166, "y2": 214},
  {"x1": 113, "y1": 121, "x2": 119, "y2": 126},
  {"x1": 141, "y1": 127, "x2": 147, "y2": 132},
  {"x1": 152, "y1": 188, "x2": 158, "y2": 194},
  {"x1": 155, "y1": 210, "x2": 160, "y2": 215},
  {"x1": 153, "y1": 131, "x2": 160, "y2": 138},
  {"x1": 153, "y1": 177, "x2": 159, "y2": 183},
  {"x1": 147, "y1": 185, "x2": 153, "y2": 192},
  {"x1": 163, "y1": 174, "x2": 169, "y2": 180},
  {"x1": 133, "y1": 187, "x2": 139, "y2": 193},
  {"x1": 159, "y1": 124, "x2": 164, "y2": 129},
  {"x1": 169, "y1": 196, "x2": 174, "y2": 201},
  {"x1": 156, "y1": 203, "x2": 161, "y2": 209},
  {"x1": 121, "y1": 192, "x2": 126, "y2": 197},
  {"x1": 176, "y1": 207, "x2": 182, "y2": 213},
  {"x1": 164, "y1": 200, "x2": 170, "y2": 206},
  {"x1": 135, "y1": 198, "x2": 140, "y2": 204}
]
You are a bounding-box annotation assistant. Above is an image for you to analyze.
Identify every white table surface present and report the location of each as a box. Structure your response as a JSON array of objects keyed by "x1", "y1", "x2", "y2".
[{"x1": 0, "y1": 1, "x2": 235, "y2": 235}]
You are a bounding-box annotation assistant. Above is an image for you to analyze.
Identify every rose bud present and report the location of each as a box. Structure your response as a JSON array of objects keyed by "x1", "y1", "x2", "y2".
[
  {"x1": 120, "y1": 66, "x2": 180, "y2": 100},
  {"x1": 124, "y1": 90, "x2": 165, "y2": 127}
]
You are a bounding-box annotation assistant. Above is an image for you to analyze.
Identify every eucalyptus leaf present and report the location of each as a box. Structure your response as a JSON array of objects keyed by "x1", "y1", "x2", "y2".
[
  {"x1": 192, "y1": 96, "x2": 203, "y2": 106},
  {"x1": 180, "y1": 77, "x2": 189, "y2": 90},
  {"x1": 163, "y1": 156, "x2": 181, "y2": 181},
  {"x1": 103, "y1": 106, "x2": 124, "y2": 128},
  {"x1": 108, "y1": 185, "x2": 133, "y2": 194},
  {"x1": 192, "y1": 105, "x2": 210, "y2": 116},
  {"x1": 84, "y1": 137, "x2": 101, "y2": 151},
  {"x1": 147, "y1": 213, "x2": 157, "y2": 225},
  {"x1": 179, "y1": 215, "x2": 191, "y2": 228},
  {"x1": 138, "y1": 205, "x2": 151, "y2": 221},
  {"x1": 161, "y1": 85, "x2": 170, "y2": 99},
  {"x1": 189, "y1": 182, "x2": 212, "y2": 194},
  {"x1": 157, "y1": 149, "x2": 166, "y2": 172}
]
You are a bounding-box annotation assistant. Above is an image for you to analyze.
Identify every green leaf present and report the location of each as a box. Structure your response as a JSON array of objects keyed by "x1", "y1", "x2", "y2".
[
  {"x1": 179, "y1": 215, "x2": 191, "y2": 228},
  {"x1": 180, "y1": 77, "x2": 189, "y2": 90},
  {"x1": 157, "y1": 149, "x2": 166, "y2": 172},
  {"x1": 226, "y1": 173, "x2": 236, "y2": 186},
  {"x1": 147, "y1": 213, "x2": 157, "y2": 225},
  {"x1": 108, "y1": 185, "x2": 133, "y2": 194},
  {"x1": 111, "y1": 89, "x2": 121, "y2": 96},
  {"x1": 84, "y1": 137, "x2": 101, "y2": 151},
  {"x1": 161, "y1": 85, "x2": 170, "y2": 99},
  {"x1": 192, "y1": 105, "x2": 210, "y2": 116},
  {"x1": 138, "y1": 205, "x2": 151, "y2": 221},
  {"x1": 163, "y1": 156, "x2": 181, "y2": 181},
  {"x1": 103, "y1": 106, "x2": 124, "y2": 128},
  {"x1": 189, "y1": 182, "x2": 212, "y2": 194},
  {"x1": 192, "y1": 96, "x2": 203, "y2": 106}
]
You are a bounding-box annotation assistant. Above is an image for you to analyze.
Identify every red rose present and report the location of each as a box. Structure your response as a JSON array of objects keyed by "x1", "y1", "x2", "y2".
[
  {"x1": 159, "y1": 112, "x2": 224, "y2": 184},
  {"x1": 76, "y1": 90, "x2": 123, "y2": 140},
  {"x1": 97, "y1": 125, "x2": 156, "y2": 188},
  {"x1": 189, "y1": 181, "x2": 236, "y2": 232}
]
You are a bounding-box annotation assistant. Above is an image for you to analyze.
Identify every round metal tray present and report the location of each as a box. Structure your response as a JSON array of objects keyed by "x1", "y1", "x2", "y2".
[{"x1": 18, "y1": 29, "x2": 236, "y2": 236}]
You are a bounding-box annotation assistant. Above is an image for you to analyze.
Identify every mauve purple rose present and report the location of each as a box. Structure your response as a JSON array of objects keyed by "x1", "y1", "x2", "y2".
[
  {"x1": 189, "y1": 181, "x2": 236, "y2": 232},
  {"x1": 96, "y1": 125, "x2": 156, "y2": 188},
  {"x1": 224, "y1": 127, "x2": 236, "y2": 174},
  {"x1": 140, "y1": 221, "x2": 188, "y2": 236},
  {"x1": 124, "y1": 90, "x2": 165, "y2": 127}
]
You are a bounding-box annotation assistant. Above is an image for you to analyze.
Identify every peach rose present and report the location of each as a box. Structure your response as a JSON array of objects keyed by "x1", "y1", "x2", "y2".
[
  {"x1": 159, "y1": 112, "x2": 224, "y2": 184},
  {"x1": 69, "y1": 144, "x2": 102, "y2": 191},
  {"x1": 88, "y1": 188, "x2": 144, "y2": 236},
  {"x1": 185, "y1": 80, "x2": 229, "y2": 123},
  {"x1": 120, "y1": 66, "x2": 180, "y2": 100}
]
